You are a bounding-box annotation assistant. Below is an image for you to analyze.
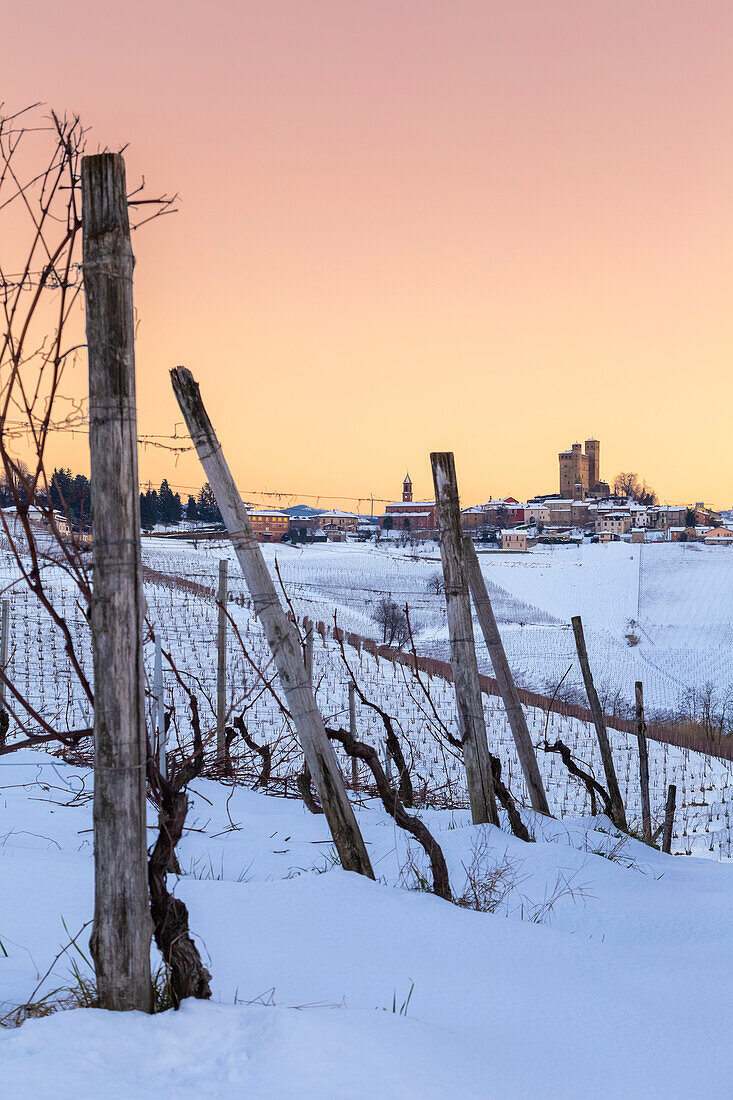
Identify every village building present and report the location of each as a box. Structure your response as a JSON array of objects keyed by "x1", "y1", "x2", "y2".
[
  {"x1": 703, "y1": 526, "x2": 733, "y2": 545},
  {"x1": 525, "y1": 503, "x2": 551, "y2": 527},
  {"x1": 379, "y1": 474, "x2": 436, "y2": 533},
  {"x1": 692, "y1": 502, "x2": 721, "y2": 526},
  {"x1": 501, "y1": 529, "x2": 529, "y2": 551},
  {"x1": 570, "y1": 500, "x2": 593, "y2": 526},
  {"x1": 285, "y1": 510, "x2": 319, "y2": 539},
  {"x1": 247, "y1": 509, "x2": 289, "y2": 542},
  {"x1": 2, "y1": 506, "x2": 91, "y2": 544},
  {"x1": 595, "y1": 512, "x2": 632, "y2": 536},
  {"x1": 543, "y1": 499, "x2": 574, "y2": 526},
  {"x1": 627, "y1": 502, "x2": 654, "y2": 527},
  {"x1": 311, "y1": 510, "x2": 359, "y2": 534},
  {"x1": 669, "y1": 526, "x2": 711, "y2": 542},
  {"x1": 655, "y1": 504, "x2": 720, "y2": 530},
  {"x1": 479, "y1": 498, "x2": 525, "y2": 526},
  {"x1": 655, "y1": 506, "x2": 688, "y2": 528},
  {"x1": 459, "y1": 504, "x2": 487, "y2": 532}
]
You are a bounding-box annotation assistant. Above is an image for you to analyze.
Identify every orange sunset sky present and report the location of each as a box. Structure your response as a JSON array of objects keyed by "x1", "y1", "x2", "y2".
[{"x1": 5, "y1": 1, "x2": 733, "y2": 509}]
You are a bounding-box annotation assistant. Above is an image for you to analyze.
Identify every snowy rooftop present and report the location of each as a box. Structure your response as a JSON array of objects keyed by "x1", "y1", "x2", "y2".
[{"x1": 381, "y1": 511, "x2": 434, "y2": 518}]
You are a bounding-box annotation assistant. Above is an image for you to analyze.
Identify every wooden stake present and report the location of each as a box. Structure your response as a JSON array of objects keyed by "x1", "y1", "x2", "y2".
[
  {"x1": 662, "y1": 783, "x2": 676, "y2": 854},
  {"x1": 635, "y1": 681, "x2": 651, "y2": 844},
  {"x1": 154, "y1": 632, "x2": 166, "y2": 780},
  {"x1": 83, "y1": 153, "x2": 152, "y2": 1012},
  {"x1": 348, "y1": 682, "x2": 358, "y2": 789},
  {"x1": 0, "y1": 599, "x2": 9, "y2": 713},
  {"x1": 463, "y1": 537, "x2": 550, "y2": 815},
  {"x1": 571, "y1": 615, "x2": 627, "y2": 831},
  {"x1": 431, "y1": 452, "x2": 498, "y2": 825},
  {"x1": 304, "y1": 621, "x2": 314, "y2": 685},
  {"x1": 170, "y1": 366, "x2": 373, "y2": 878},
  {"x1": 216, "y1": 559, "x2": 228, "y2": 762}
]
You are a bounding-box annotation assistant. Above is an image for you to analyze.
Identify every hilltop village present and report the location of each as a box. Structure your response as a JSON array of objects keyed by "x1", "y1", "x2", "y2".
[
  {"x1": 26, "y1": 438, "x2": 730, "y2": 549},
  {"x1": 244, "y1": 438, "x2": 730, "y2": 548}
]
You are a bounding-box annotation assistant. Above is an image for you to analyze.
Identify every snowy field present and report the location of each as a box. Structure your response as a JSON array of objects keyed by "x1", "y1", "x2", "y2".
[
  {"x1": 2, "y1": 533, "x2": 733, "y2": 1096},
  {"x1": 3, "y1": 753, "x2": 733, "y2": 1097},
  {"x1": 1, "y1": 535, "x2": 732, "y2": 858},
  {"x1": 255, "y1": 537, "x2": 733, "y2": 718},
  {"x1": 141, "y1": 536, "x2": 733, "y2": 719}
]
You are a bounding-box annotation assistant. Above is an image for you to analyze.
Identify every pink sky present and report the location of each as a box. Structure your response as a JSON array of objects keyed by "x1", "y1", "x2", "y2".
[{"x1": 5, "y1": 1, "x2": 733, "y2": 507}]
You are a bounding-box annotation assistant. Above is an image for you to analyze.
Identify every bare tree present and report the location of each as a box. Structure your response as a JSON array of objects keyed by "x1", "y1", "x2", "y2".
[
  {"x1": 426, "y1": 572, "x2": 444, "y2": 595},
  {"x1": 613, "y1": 471, "x2": 658, "y2": 505},
  {"x1": 373, "y1": 596, "x2": 409, "y2": 647}
]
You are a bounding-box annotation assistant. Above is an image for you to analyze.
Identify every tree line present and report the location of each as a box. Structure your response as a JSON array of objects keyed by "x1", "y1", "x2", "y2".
[
  {"x1": 0, "y1": 466, "x2": 222, "y2": 529},
  {"x1": 140, "y1": 479, "x2": 223, "y2": 527}
]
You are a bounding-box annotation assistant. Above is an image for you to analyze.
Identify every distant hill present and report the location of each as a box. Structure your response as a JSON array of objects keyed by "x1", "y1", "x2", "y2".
[{"x1": 280, "y1": 505, "x2": 324, "y2": 517}]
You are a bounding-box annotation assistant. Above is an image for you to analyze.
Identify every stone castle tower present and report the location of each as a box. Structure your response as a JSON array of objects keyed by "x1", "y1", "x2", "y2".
[
  {"x1": 585, "y1": 439, "x2": 599, "y2": 489},
  {"x1": 402, "y1": 473, "x2": 413, "y2": 503},
  {"x1": 558, "y1": 439, "x2": 601, "y2": 499}
]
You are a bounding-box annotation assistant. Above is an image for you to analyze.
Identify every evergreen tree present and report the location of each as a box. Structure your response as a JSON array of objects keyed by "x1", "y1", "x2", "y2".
[
  {"x1": 196, "y1": 482, "x2": 222, "y2": 524},
  {"x1": 50, "y1": 468, "x2": 91, "y2": 524},
  {"x1": 140, "y1": 489, "x2": 159, "y2": 527},
  {"x1": 185, "y1": 495, "x2": 198, "y2": 522},
  {"x1": 71, "y1": 473, "x2": 91, "y2": 522},
  {"x1": 157, "y1": 480, "x2": 180, "y2": 526}
]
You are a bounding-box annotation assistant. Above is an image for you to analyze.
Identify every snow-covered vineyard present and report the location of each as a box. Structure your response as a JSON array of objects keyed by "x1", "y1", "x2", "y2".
[
  {"x1": 139, "y1": 537, "x2": 733, "y2": 718},
  {"x1": 3, "y1": 534, "x2": 733, "y2": 860},
  {"x1": 4, "y1": 532, "x2": 733, "y2": 1095}
]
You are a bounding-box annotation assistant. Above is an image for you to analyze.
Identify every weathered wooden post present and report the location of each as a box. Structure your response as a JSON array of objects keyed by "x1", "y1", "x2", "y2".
[
  {"x1": 348, "y1": 682, "x2": 358, "y2": 789},
  {"x1": 463, "y1": 537, "x2": 550, "y2": 815},
  {"x1": 170, "y1": 366, "x2": 373, "y2": 878},
  {"x1": 0, "y1": 599, "x2": 9, "y2": 710},
  {"x1": 304, "y1": 621, "x2": 314, "y2": 685},
  {"x1": 216, "y1": 558, "x2": 228, "y2": 763},
  {"x1": 431, "y1": 452, "x2": 498, "y2": 825},
  {"x1": 301, "y1": 616, "x2": 312, "y2": 677},
  {"x1": 662, "y1": 783, "x2": 676, "y2": 854},
  {"x1": 83, "y1": 152, "x2": 152, "y2": 1012},
  {"x1": 153, "y1": 632, "x2": 166, "y2": 780},
  {"x1": 0, "y1": 599, "x2": 9, "y2": 743},
  {"x1": 571, "y1": 615, "x2": 627, "y2": 832},
  {"x1": 635, "y1": 681, "x2": 652, "y2": 844}
]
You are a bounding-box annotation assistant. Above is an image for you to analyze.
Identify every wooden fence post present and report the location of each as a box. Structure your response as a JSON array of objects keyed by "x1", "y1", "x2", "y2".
[
  {"x1": 0, "y1": 599, "x2": 9, "y2": 712},
  {"x1": 431, "y1": 452, "x2": 498, "y2": 825},
  {"x1": 348, "y1": 682, "x2": 358, "y2": 789},
  {"x1": 662, "y1": 783, "x2": 676, "y2": 854},
  {"x1": 170, "y1": 366, "x2": 373, "y2": 878},
  {"x1": 216, "y1": 559, "x2": 228, "y2": 762},
  {"x1": 635, "y1": 681, "x2": 651, "y2": 843},
  {"x1": 83, "y1": 152, "x2": 152, "y2": 1012},
  {"x1": 304, "y1": 621, "x2": 314, "y2": 685},
  {"x1": 153, "y1": 632, "x2": 166, "y2": 780},
  {"x1": 571, "y1": 615, "x2": 627, "y2": 831},
  {"x1": 463, "y1": 537, "x2": 550, "y2": 815}
]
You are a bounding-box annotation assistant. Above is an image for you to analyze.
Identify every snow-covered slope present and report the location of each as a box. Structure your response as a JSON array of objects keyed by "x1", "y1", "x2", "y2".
[{"x1": 2, "y1": 755, "x2": 733, "y2": 1098}]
